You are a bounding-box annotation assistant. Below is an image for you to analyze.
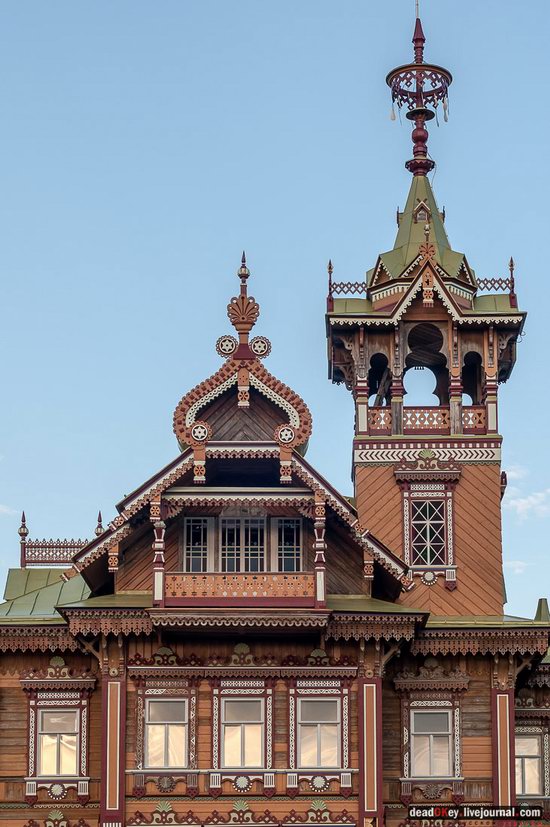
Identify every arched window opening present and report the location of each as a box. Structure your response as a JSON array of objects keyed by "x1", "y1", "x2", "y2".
[
  {"x1": 368, "y1": 353, "x2": 391, "y2": 407},
  {"x1": 462, "y1": 351, "x2": 483, "y2": 405},
  {"x1": 405, "y1": 323, "x2": 449, "y2": 405},
  {"x1": 403, "y1": 366, "x2": 440, "y2": 406}
]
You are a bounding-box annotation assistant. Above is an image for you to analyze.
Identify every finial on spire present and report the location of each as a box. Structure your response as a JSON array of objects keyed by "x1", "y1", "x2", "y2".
[
  {"x1": 227, "y1": 253, "x2": 260, "y2": 350},
  {"x1": 238, "y1": 251, "x2": 250, "y2": 288},
  {"x1": 18, "y1": 511, "x2": 28, "y2": 540},
  {"x1": 509, "y1": 256, "x2": 517, "y2": 307},
  {"x1": 95, "y1": 510, "x2": 104, "y2": 537},
  {"x1": 386, "y1": 11, "x2": 452, "y2": 176}
]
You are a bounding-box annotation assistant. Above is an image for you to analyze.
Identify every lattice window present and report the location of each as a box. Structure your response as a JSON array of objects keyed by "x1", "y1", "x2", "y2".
[
  {"x1": 275, "y1": 518, "x2": 302, "y2": 572},
  {"x1": 410, "y1": 499, "x2": 446, "y2": 566},
  {"x1": 183, "y1": 517, "x2": 213, "y2": 572},
  {"x1": 220, "y1": 518, "x2": 265, "y2": 573}
]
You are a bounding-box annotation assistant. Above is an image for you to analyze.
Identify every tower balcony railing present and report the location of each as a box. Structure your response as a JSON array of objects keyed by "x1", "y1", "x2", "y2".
[
  {"x1": 163, "y1": 571, "x2": 317, "y2": 608},
  {"x1": 367, "y1": 405, "x2": 487, "y2": 436}
]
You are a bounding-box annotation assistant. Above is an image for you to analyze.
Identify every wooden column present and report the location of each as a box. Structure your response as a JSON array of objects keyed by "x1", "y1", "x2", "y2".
[
  {"x1": 151, "y1": 497, "x2": 166, "y2": 608},
  {"x1": 100, "y1": 636, "x2": 126, "y2": 827},
  {"x1": 313, "y1": 491, "x2": 327, "y2": 608},
  {"x1": 358, "y1": 673, "x2": 383, "y2": 825},
  {"x1": 491, "y1": 656, "x2": 516, "y2": 806}
]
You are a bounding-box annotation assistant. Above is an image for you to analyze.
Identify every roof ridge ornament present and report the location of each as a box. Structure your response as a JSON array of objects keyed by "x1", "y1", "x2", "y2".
[{"x1": 386, "y1": 9, "x2": 452, "y2": 176}]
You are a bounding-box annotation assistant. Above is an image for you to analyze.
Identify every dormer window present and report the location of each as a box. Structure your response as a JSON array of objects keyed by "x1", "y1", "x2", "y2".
[
  {"x1": 183, "y1": 517, "x2": 214, "y2": 572},
  {"x1": 221, "y1": 517, "x2": 265, "y2": 572},
  {"x1": 416, "y1": 208, "x2": 428, "y2": 222},
  {"x1": 276, "y1": 518, "x2": 302, "y2": 572},
  {"x1": 181, "y1": 516, "x2": 302, "y2": 573}
]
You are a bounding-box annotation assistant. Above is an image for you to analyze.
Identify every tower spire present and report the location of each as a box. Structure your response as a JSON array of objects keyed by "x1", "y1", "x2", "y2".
[{"x1": 386, "y1": 9, "x2": 452, "y2": 176}]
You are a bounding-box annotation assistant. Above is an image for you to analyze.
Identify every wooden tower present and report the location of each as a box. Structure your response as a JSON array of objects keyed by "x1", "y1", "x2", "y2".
[{"x1": 326, "y1": 15, "x2": 525, "y2": 615}]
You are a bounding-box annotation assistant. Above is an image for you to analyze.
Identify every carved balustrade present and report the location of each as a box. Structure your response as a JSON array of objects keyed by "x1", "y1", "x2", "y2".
[
  {"x1": 367, "y1": 405, "x2": 487, "y2": 436},
  {"x1": 22, "y1": 539, "x2": 87, "y2": 567},
  {"x1": 462, "y1": 405, "x2": 487, "y2": 434},
  {"x1": 164, "y1": 572, "x2": 316, "y2": 608}
]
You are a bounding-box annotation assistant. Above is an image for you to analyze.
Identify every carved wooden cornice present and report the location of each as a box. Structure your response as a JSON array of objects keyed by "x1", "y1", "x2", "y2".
[
  {"x1": 528, "y1": 664, "x2": 550, "y2": 688},
  {"x1": 63, "y1": 609, "x2": 153, "y2": 637},
  {"x1": 412, "y1": 628, "x2": 550, "y2": 657},
  {"x1": 394, "y1": 449, "x2": 462, "y2": 483},
  {"x1": 127, "y1": 644, "x2": 357, "y2": 680},
  {"x1": 149, "y1": 611, "x2": 328, "y2": 630},
  {"x1": 20, "y1": 656, "x2": 97, "y2": 692},
  {"x1": 0, "y1": 625, "x2": 80, "y2": 653},
  {"x1": 326, "y1": 613, "x2": 418, "y2": 642},
  {"x1": 394, "y1": 659, "x2": 469, "y2": 692}
]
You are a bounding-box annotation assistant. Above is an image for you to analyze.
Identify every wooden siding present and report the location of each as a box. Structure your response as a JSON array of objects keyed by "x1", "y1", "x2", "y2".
[
  {"x1": 201, "y1": 386, "x2": 285, "y2": 441},
  {"x1": 356, "y1": 462, "x2": 505, "y2": 614}
]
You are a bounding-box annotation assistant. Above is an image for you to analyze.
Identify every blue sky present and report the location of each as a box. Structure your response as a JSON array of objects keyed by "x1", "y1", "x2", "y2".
[{"x1": 0, "y1": 1, "x2": 548, "y2": 616}]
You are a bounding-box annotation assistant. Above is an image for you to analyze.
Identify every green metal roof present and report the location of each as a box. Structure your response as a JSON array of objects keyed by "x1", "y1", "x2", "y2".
[
  {"x1": 58, "y1": 591, "x2": 152, "y2": 611},
  {"x1": 0, "y1": 568, "x2": 90, "y2": 622},
  {"x1": 426, "y1": 614, "x2": 550, "y2": 629},
  {"x1": 367, "y1": 175, "x2": 467, "y2": 283},
  {"x1": 327, "y1": 594, "x2": 426, "y2": 615}
]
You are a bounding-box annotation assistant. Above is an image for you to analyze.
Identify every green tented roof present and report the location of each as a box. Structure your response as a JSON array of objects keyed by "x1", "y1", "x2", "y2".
[
  {"x1": 367, "y1": 175, "x2": 467, "y2": 283},
  {"x1": 0, "y1": 568, "x2": 90, "y2": 622},
  {"x1": 326, "y1": 594, "x2": 426, "y2": 615}
]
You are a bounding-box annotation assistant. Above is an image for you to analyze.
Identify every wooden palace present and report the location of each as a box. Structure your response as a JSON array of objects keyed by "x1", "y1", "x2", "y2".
[{"x1": 1, "y1": 12, "x2": 549, "y2": 827}]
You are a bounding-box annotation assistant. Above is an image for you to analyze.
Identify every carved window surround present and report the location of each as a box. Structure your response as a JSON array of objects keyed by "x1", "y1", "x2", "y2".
[
  {"x1": 210, "y1": 678, "x2": 274, "y2": 797},
  {"x1": 130, "y1": 670, "x2": 198, "y2": 798},
  {"x1": 394, "y1": 660, "x2": 468, "y2": 806},
  {"x1": 20, "y1": 657, "x2": 96, "y2": 806},
  {"x1": 397, "y1": 456, "x2": 460, "y2": 588},
  {"x1": 287, "y1": 679, "x2": 352, "y2": 798},
  {"x1": 515, "y1": 720, "x2": 550, "y2": 812}
]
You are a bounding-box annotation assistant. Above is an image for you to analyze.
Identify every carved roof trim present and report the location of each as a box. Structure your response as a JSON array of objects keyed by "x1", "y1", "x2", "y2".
[{"x1": 172, "y1": 358, "x2": 313, "y2": 451}]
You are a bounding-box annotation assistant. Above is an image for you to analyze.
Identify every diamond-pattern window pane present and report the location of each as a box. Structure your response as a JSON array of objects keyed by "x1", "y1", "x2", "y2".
[{"x1": 411, "y1": 499, "x2": 447, "y2": 566}]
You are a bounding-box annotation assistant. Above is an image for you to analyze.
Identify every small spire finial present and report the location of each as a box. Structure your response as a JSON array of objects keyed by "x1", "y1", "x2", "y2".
[
  {"x1": 228, "y1": 253, "x2": 260, "y2": 346},
  {"x1": 386, "y1": 9, "x2": 452, "y2": 176},
  {"x1": 95, "y1": 510, "x2": 104, "y2": 537},
  {"x1": 18, "y1": 511, "x2": 28, "y2": 540},
  {"x1": 237, "y1": 251, "x2": 250, "y2": 294}
]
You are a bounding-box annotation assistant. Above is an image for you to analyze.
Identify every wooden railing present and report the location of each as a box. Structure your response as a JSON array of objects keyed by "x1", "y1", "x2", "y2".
[
  {"x1": 22, "y1": 539, "x2": 88, "y2": 567},
  {"x1": 462, "y1": 405, "x2": 487, "y2": 434},
  {"x1": 367, "y1": 405, "x2": 488, "y2": 436},
  {"x1": 164, "y1": 572, "x2": 316, "y2": 608},
  {"x1": 403, "y1": 407, "x2": 450, "y2": 434}
]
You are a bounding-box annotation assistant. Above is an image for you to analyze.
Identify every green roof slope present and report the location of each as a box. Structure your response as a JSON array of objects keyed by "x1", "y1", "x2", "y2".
[
  {"x1": 0, "y1": 568, "x2": 90, "y2": 622},
  {"x1": 368, "y1": 175, "x2": 467, "y2": 283}
]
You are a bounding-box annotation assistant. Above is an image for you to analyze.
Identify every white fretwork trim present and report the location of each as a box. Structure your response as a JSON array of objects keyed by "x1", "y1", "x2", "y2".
[
  {"x1": 250, "y1": 374, "x2": 301, "y2": 427},
  {"x1": 186, "y1": 373, "x2": 238, "y2": 426},
  {"x1": 355, "y1": 446, "x2": 501, "y2": 464}
]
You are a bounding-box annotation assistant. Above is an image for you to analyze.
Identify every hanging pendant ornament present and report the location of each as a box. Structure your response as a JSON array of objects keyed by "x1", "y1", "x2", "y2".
[
  {"x1": 385, "y1": 8, "x2": 452, "y2": 176},
  {"x1": 391, "y1": 102, "x2": 396, "y2": 121}
]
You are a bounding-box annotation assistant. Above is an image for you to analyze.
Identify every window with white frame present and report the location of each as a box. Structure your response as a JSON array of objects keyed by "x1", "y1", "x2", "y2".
[
  {"x1": 298, "y1": 698, "x2": 340, "y2": 768},
  {"x1": 222, "y1": 699, "x2": 264, "y2": 768},
  {"x1": 410, "y1": 499, "x2": 446, "y2": 566},
  {"x1": 145, "y1": 699, "x2": 188, "y2": 768},
  {"x1": 515, "y1": 735, "x2": 542, "y2": 795},
  {"x1": 275, "y1": 518, "x2": 302, "y2": 572},
  {"x1": 411, "y1": 710, "x2": 453, "y2": 777},
  {"x1": 183, "y1": 517, "x2": 213, "y2": 572},
  {"x1": 38, "y1": 709, "x2": 79, "y2": 777},
  {"x1": 221, "y1": 518, "x2": 265, "y2": 572}
]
